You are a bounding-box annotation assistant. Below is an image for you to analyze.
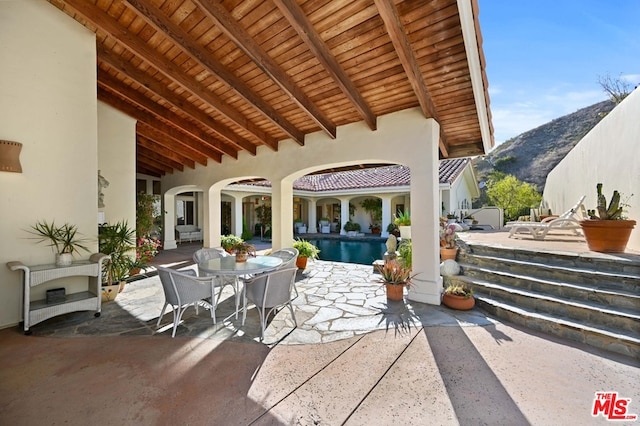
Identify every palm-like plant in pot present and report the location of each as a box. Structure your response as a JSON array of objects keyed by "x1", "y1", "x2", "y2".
[
  {"x1": 292, "y1": 238, "x2": 320, "y2": 269},
  {"x1": 98, "y1": 221, "x2": 136, "y2": 300},
  {"x1": 375, "y1": 259, "x2": 414, "y2": 301},
  {"x1": 581, "y1": 183, "x2": 636, "y2": 253},
  {"x1": 28, "y1": 220, "x2": 90, "y2": 266},
  {"x1": 394, "y1": 210, "x2": 411, "y2": 239}
]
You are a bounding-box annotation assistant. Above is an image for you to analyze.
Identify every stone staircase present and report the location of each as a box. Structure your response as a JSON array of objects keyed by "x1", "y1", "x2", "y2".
[{"x1": 445, "y1": 242, "x2": 640, "y2": 359}]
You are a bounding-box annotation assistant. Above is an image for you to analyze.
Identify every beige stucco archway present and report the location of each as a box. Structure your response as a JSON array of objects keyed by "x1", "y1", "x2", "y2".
[{"x1": 161, "y1": 108, "x2": 443, "y2": 305}]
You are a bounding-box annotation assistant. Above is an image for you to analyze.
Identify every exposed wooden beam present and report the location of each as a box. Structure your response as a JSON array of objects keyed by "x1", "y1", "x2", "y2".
[
  {"x1": 137, "y1": 159, "x2": 166, "y2": 177},
  {"x1": 137, "y1": 142, "x2": 184, "y2": 172},
  {"x1": 137, "y1": 152, "x2": 174, "y2": 174},
  {"x1": 373, "y1": 0, "x2": 448, "y2": 157},
  {"x1": 374, "y1": 0, "x2": 437, "y2": 119},
  {"x1": 98, "y1": 87, "x2": 222, "y2": 164},
  {"x1": 121, "y1": 0, "x2": 305, "y2": 146},
  {"x1": 137, "y1": 136, "x2": 195, "y2": 170},
  {"x1": 62, "y1": 0, "x2": 278, "y2": 151},
  {"x1": 136, "y1": 122, "x2": 210, "y2": 166},
  {"x1": 97, "y1": 47, "x2": 257, "y2": 156},
  {"x1": 273, "y1": 0, "x2": 377, "y2": 131},
  {"x1": 190, "y1": 0, "x2": 337, "y2": 139},
  {"x1": 98, "y1": 70, "x2": 238, "y2": 160}
]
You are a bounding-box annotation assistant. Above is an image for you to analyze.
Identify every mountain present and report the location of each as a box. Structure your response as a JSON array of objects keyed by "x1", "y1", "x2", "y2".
[{"x1": 473, "y1": 99, "x2": 616, "y2": 191}]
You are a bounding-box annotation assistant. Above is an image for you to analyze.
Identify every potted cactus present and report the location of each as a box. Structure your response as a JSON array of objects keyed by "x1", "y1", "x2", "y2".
[{"x1": 581, "y1": 183, "x2": 635, "y2": 253}]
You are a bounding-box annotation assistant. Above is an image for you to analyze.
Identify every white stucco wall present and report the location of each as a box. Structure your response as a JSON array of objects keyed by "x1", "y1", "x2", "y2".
[
  {"x1": 0, "y1": 1, "x2": 99, "y2": 328},
  {"x1": 162, "y1": 109, "x2": 445, "y2": 304},
  {"x1": 544, "y1": 88, "x2": 640, "y2": 251},
  {"x1": 98, "y1": 101, "x2": 137, "y2": 227}
]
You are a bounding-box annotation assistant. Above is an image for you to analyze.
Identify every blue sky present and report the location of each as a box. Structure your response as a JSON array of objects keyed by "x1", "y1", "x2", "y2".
[{"x1": 478, "y1": 0, "x2": 640, "y2": 147}]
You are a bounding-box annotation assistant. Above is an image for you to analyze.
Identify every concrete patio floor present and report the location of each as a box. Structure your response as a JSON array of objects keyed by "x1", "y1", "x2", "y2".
[{"x1": 1, "y1": 231, "x2": 638, "y2": 425}]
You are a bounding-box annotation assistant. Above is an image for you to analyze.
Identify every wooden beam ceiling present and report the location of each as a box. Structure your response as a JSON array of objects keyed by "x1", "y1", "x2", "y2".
[{"x1": 47, "y1": 0, "x2": 493, "y2": 177}]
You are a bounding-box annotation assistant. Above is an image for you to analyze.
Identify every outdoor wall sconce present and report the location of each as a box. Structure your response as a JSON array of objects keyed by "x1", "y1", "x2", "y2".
[{"x1": 0, "y1": 140, "x2": 23, "y2": 173}]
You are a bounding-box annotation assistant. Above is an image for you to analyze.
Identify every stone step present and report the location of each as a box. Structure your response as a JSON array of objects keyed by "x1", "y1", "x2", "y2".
[
  {"x1": 474, "y1": 294, "x2": 640, "y2": 359},
  {"x1": 461, "y1": 243, "x2": 640, "y2": 276},
  {"x1": 446, "y1": 275, "x2": 640, "y2": 335},
  {"x1": 460, "y1": 264, "x2": 640, "y2": 311},
  {"x1": 459, "y1": 254, "x2": 640, "y2": 295}
]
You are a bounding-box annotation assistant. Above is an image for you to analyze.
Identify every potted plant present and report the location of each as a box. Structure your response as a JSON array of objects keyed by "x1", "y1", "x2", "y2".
[
  {"x1": 292, "y1": 238, "x2": 320, "y2": 269},
  {"x1": 343, "y1": 221, "x2": 361, "y2": 236},
  {"x1": 98, "y1": 221, "x2": 136, "y2": 300},
  {"x1": 221, "y1": 234, "x2": 243, "y2": 253},
  {"x1": 442, "y1": 284, "x2": 475, "y2": 310},
  {"x1": 440, "y1": 219, "x2": 459, "y2": 261},
  {"x1": 394, "y1": 210, "x2": 411, "y2": 239},
  {"x1": 375, "y1": 259, "x2": 414, "y2": 301},
  {"x1": 232, "y1": 241, "x2": 256, "y2": 262},
  {"x1": 27, "y1": 220, "x2": 90, "y2": 266},
  {"x1": 386, "y1": 222, "x2": 400, "y2": 237},
  {"x1": 581, "y1": 183, "x2": 636, "y2": 253},
  {"x1": 133, "y1": 236, "x2": 161, "y2": 272},
  {"x1": 360, "y1": 198, "x2": 382, "y2": 235},
  {"x1": 397, "y1": 239, "x2": 412, "y2": 269}
]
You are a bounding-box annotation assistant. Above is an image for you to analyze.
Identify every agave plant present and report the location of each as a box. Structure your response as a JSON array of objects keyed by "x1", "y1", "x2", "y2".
[{"x1": 375, "y1": 259, "x2": 414, "y2": 287}]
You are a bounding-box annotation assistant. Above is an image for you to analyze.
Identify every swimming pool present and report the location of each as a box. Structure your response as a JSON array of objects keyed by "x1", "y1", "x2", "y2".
[{"x1": 307, "y1": 238, "x2": 387, "y2": 265}]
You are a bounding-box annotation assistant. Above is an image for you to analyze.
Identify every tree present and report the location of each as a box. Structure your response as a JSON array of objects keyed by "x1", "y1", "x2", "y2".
[
  {"x1": 486, "y1": 174, "x2": 542, "y2": 222},
  {"x1": 597, "y1": 73, "x2": 634, "y2": 105}
]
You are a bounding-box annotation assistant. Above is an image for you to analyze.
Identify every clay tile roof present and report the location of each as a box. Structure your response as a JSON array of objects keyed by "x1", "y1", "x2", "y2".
[
  {"x1": 294, "y1": 165, "x2": 411, "y2": 191},
  {"x1": 439, "y1": 158, "x2": 470, "y2": 184},
  {"x1": 233, "y1": 159, "x2": 471, "y2": 192}
]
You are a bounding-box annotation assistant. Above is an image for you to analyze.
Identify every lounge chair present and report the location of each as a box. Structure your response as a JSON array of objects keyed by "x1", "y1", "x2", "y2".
[{"x1": 505, "y1": 195, "x2": 586, "y2": 240}]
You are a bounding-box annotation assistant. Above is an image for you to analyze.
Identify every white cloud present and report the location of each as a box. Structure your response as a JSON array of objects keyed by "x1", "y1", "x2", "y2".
[{"x1": 621, "y1": 74, "x2": 640, "y2": 84}]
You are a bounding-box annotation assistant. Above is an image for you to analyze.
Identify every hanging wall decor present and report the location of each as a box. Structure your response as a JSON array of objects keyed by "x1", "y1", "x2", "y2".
[{"x1": 0, "y1": 140, "x2": 23, "y2": 173}]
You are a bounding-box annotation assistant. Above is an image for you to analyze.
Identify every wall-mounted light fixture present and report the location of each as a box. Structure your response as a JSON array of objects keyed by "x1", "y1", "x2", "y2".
[{"x1": 0, "y1": 140, "x2": 23, "y2": 173}]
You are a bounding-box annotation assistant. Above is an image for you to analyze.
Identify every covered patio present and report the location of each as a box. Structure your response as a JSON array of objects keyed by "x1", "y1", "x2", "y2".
[{"x1": 1, "y1": 232, "x2": 637, "y2": 424}]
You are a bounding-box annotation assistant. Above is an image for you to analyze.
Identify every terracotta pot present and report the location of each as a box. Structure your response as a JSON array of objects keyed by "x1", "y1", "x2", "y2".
[
  {"x1": 129, "y1": 267, "x2": 141, "y2": 276},
  {"x1": 442, "y1": 293, "x2": 475, "y2": 310},
  {"x1": 580, "y1": 220, "x2": 636, "y2": 253},
  {"x1": 296, "y1": 256, "x2": 308, "y2": 269},
  {"x1": 385, "y1": 283, "x2": 405, "y2": 301},
  {"x1": 101, "y1": 284, "x2": 120, "y2": 302},
  {"x1": 440, "y1": 247, "x2": 458, "y2": 261},
  {"x1": 235, "y1": 252, "x2": 248, "y2": 262}
]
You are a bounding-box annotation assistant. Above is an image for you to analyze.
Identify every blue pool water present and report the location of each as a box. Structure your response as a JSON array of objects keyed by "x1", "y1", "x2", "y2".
[{"x1": 307, "y1": 238, "x2": 387, "y2": 265}]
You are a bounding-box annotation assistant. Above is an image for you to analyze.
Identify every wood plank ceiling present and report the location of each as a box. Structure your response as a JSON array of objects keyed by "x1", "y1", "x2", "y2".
[{"x1": 47, "y1": 0, "x2": 494, "y2": 177}]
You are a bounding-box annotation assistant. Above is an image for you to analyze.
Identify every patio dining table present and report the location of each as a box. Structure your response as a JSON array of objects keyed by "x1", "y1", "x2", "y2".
[{"x1": 197, "y1": 255, "x2": 283, "y2": 320}]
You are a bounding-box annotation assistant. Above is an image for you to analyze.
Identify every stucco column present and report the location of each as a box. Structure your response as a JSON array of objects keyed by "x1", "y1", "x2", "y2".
[
  {"x1": 204, "y1": 188, "x2": 222, "y2": 248},
  {"x1": 308, "y1": 198, "x2": 318, "y2": 233},
  {"x1": 272, "y1": 179, "x2": 294, "y2": 250},
  {"x1": 233, "y1": 194, "x2": 243, "y2": 236},
  {"x1": 340, "y1": 198, "x2": 349, "y2": 235},
  {"x1": 407, "y1": 119, "x2": 442, "y2": 305},
  {"x1": 381, "y1": 196, "x2": 392, "y2": 238},
  {"x1": 162, "y1": 192, "x2": 177, "y2": 250}
]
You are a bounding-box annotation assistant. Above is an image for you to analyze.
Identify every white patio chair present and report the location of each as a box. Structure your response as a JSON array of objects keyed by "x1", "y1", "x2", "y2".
[
  {"x1": 268, "y1": 248, "x2": 299, "y2": 297},
  {"x1": 241, "y1": 267, "x2": 298, "y2": 341},
  {"x1": 193, "y1": 247, "x2": 240, "y2": 319},
  {"x1": 156, "y1": 266, "x2": 215, "y2": 338},
  {"x1": 505, "y1": 195, "x2": 586, "y2": 240}
]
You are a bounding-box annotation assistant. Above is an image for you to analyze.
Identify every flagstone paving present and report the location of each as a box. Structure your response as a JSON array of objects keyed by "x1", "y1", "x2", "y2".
[{"x1": 28, "y1": 260, "x2": 493, "y2": 346}]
